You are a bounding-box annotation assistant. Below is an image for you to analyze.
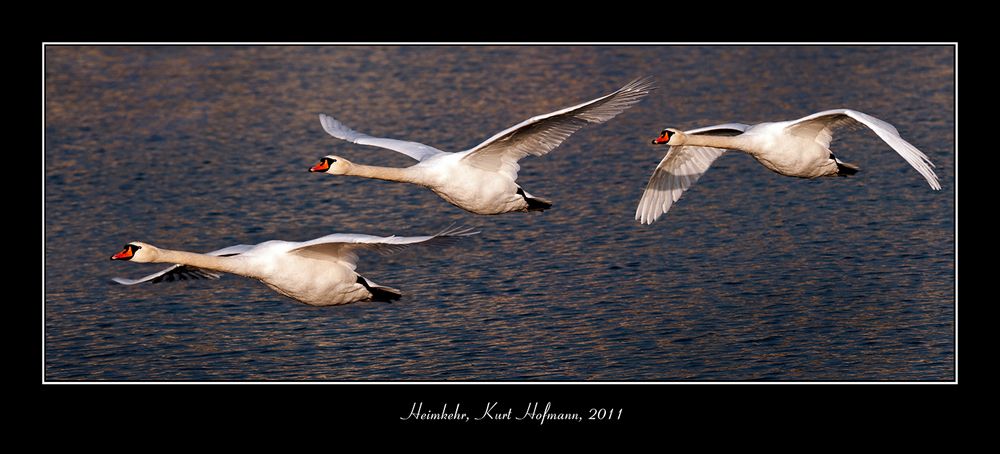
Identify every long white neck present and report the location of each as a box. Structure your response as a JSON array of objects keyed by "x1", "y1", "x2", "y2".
[
  {"x1": 678, "y1": 134, "x2": 748, "y2": 150},
  {"x1": 346, "y1": 163, "x2": 425, "y2": 185},
  {"x1": 154, "y1": 249, "x2": 253, "y2": 277}
]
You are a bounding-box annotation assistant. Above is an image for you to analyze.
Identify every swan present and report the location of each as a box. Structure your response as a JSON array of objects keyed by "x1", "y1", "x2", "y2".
[
  {"x1": 635, "y1": 109, "x2": 942, "y2": 224},
  {"x1": 109, "y1": 226, "x2": 478, "y2": 306},
  {"x1": 309, "y1": 77, "x2": 655, "y2": 215}
]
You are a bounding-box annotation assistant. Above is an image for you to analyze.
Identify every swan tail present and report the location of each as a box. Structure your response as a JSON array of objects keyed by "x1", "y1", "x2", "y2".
[
  {"x1": 357, "y1": 275, "x2": 402, "y2": 303},
  {"x1": 835, "y1": 160, "x2": 860, "y2": 176},
  {"x1": 525, "y1": 196, "x2": 553, "y2": 211},
  {"x1": 516, "y1": 187, "x2": 553, "y2": 212}
]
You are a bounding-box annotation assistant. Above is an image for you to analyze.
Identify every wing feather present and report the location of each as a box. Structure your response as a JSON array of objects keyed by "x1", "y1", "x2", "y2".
[
  {"x1": 635, "y1": 146, "x2": 729, "y2": 224},
  {"x1": 287, "y1": 225, "x2": 478, "y2": 269},
  {"x1": 319, "y1": 114, "x2": 445, "y2": 162},
  {"x1": 460, "y1": 77, "x2": 655, "y2": 180},
  {"x1": 786, "y1": 109, "x2": 940, "y2": 189}
]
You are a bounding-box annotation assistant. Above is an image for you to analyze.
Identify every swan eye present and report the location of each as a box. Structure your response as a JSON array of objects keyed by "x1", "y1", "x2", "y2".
[{"x1": 329, "y1": 159, "x2": 337, "y2": 164}]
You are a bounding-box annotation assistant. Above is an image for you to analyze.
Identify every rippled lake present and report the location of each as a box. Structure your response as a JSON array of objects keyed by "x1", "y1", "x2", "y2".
[{"x1": 44, "y1": 45, "x2": 955, "y2": 381}]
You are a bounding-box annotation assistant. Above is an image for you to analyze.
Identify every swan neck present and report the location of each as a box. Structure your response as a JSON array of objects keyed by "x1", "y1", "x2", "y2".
[
  {"x1": 681, "y1": 134, "x2": 744, "y2": 150},
  {"x1": 155, "y1": 249, "x2": 248, "y2": 276},
  {"x1": 347, "y1": 163, "x2": 421, "y2": 184}
]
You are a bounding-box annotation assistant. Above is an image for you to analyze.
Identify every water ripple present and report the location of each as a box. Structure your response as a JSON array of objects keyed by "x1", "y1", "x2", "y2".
[{"x1": 45, "y1": 45, "x2": 954, "y2": 381}]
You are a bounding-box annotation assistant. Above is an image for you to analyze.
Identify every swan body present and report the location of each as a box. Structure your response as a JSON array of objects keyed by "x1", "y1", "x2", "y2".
[
  {"x1": 636, "y1": 109, "x2": 941, "y2": 224},
  {"x1": 110, "y1": 226, "x2": 477, "y2": 306},
  {"x1": 310, "y1": 77, "x2": 655, "y2": 215}
]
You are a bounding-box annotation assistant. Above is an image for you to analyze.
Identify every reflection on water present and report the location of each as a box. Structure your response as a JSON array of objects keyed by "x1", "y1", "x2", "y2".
[{"x1": 45, "y1": 45, "x2": 954, "y2": 380}]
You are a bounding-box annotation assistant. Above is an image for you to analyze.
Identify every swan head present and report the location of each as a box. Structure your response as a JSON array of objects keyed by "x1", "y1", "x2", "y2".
[
  {"x1": 309, "y1": 155, "x2": 351, "y2": 175},
  {"x1": 652, "y1": 128, "x2": 685, "y2": 145},
  {"x1": 110, "y1": 242, "x2": 157, "y2": 263}
]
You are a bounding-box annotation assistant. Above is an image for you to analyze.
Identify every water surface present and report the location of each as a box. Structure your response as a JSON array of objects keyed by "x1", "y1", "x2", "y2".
[{"x1": 44, "y1": 45, "x2": 955, "y2": 381}]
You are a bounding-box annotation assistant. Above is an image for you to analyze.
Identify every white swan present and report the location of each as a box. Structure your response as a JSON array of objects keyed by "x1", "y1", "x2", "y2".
[
  {"x1": 109, "y1": 226, "x2": 478, "y2": 306},
  {"x1": 310, "y1": 77, "x2": 655, "y2": 215},
  {"x1": 635, "y1": 109, "x2": 942, "y2": 224}
]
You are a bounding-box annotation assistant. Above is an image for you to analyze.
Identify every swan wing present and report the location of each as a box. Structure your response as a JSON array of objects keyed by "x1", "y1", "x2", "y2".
[
  {"x1": 111, "y1": 244, "x2": 254, "y2": 285},
  {"x1": 319, "y1": 113, "x2": 445, "y2": 162},
  {"x1": 459, "y1": 77, "x2": 655, "y2": 180},
  {"x1": 786, "y1": 109, "x2": 941, "y2": 190},
  {"x1": 635, "y1": 145, "x2": 729, "y2": 225},
  {"x1": 686, "y1": 123, "x2": 750, "y2": 136},
  {"x1": 288, "y1": 225, "x2": 478, "y2": 269},
  {"x1": 633, "y1": 123, "x2": 748, "y2": 224}
]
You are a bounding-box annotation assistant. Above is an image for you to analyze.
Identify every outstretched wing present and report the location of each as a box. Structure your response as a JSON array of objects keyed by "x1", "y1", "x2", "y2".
[
  {"x1": 635, "y1": 124, "x2": 749, "y2": 225},
  {"x1": 459, "y1": 77, "x2": 655, "y2": 181},
  {"x1": 111, "y1": 265, "x2": 221, "y2": 285},
  {"x1": 319, "y1": 113, "x2": 445, "y2": 162},
  {"x1": 786, "y1": 109, "x2": 941, "y2": 190},
  {"x1": 287, "y1": 225, "x2": 478, "y2": 269},
  {"x1": 686, "y1": 123, "x2": 751, "y2": 136},
  {"x1": 111, "y1": 244, "x2": 254, "y2": 285},
  {"x1": 635, "y1": 146, "x2": 728, "y2": 225}
]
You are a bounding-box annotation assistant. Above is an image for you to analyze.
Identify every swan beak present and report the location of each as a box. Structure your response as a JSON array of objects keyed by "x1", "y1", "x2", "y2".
[
  {"x1": 309, "y1": 160, "x2": 330, "y2": 173},
  {"x1": 110, "y1": 247, "x2": 132, "y2": 261},
  {"x1": 652, "y1": 136, "x2": 669, "y2": 145}
]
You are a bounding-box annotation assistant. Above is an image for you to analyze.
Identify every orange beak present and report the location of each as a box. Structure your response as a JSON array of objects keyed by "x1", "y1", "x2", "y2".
[
  {"x1": 110, "y1": 247, "x2": 133, "y2": 261},
  {"x1": 309, "y1": 159, "x2": 330, "y2": 173},
  {"x1": 652, "y1": 134, "x2": 670, "y2": 144}
]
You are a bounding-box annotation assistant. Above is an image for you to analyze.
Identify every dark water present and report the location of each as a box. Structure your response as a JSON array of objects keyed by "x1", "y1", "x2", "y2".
[{"x1": 44, "y1": 45, "x2": 955, "y2": 381}]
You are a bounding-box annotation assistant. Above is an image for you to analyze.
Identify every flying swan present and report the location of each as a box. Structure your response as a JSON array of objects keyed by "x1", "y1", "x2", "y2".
[
  {"x1": 110, "y1": 226, "x2": 478, "y2": 306},
  {"x1": 310, "y1": 77, "x2": 655, "y2": 215},
  {"x1": 635, "y1": 109, "x2": 941, "y2": 224}
]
